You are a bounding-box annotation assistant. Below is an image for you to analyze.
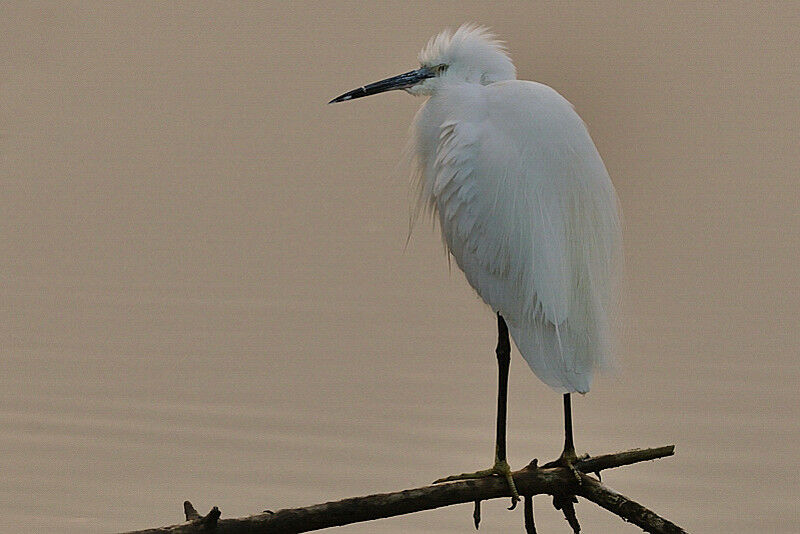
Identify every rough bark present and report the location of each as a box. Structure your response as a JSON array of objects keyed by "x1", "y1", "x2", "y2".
[
  {"x1": 576, "y1": 475, "x2": 687, "y2": 534},
  {"x1": 120, "y1": 445, "x2": 685, "y2": 534}
]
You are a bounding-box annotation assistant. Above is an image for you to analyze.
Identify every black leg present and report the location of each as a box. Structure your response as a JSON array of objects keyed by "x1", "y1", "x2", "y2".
[
  {"x1": 495, "y1": 313, "x2": 511, "y2": 464},
  {"x1": 432, "y1": 313, "x2": 520, "y2": 506},
  {"x1": 543, "y1": 392, "x2": 580, "y2": 470},
  {"x1": 561, "y1": 393, "x2": 577, "y2": 463},
  {"x1": 495, "y1": 313, "x2": 519, "y2": 507}
]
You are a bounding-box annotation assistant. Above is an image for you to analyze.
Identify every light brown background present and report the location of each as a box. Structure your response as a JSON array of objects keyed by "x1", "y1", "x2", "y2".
[{"x1": 2, "y1": 2, "x2": 798, "y2": 532}]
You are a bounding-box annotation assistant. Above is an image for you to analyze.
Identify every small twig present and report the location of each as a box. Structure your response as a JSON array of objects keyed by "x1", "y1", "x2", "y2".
[
  {"x1": 523, "y1": 495, "x2": 536, "y2": 534},
  {"x1": 183, "y1": 502, "x2": 200, "y2": 522},
  {"x1": 472, "y1": 500, "x2": 481, "y2": 529},
  {"x1": 553, "y1": 493, "x2": 581, "y2": 533},
  {"x1": 183, "y1": 501, "x2": 220, "y2": 527}
]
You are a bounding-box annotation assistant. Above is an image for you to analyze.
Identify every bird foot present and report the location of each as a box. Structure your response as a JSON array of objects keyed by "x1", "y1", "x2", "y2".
[
  {"x1": 542, "y1": 449, "x2": 587, "y2": 485},
  {"x1": 434, "y1": 459, "x2": 521, "y2": 509}
]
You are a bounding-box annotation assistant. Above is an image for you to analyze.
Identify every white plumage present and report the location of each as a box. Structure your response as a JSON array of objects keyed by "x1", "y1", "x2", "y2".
[
  {"x1": 410, "y1": 26, "x2": 622, "y2": 393},
  {"x1": 332, "y1": 24, "x2": 622, "y2": 394}
]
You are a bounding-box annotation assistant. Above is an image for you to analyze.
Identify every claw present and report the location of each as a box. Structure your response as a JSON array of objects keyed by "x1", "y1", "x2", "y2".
[
  {"x1": 542, "y1": 447, "x2": 579, "y2": 469},
  {"x1": 434, "y1": 460, "x2": 521, "y2": 507},
  {"x1": 495, "y1": 459, "x2": 521, "y2": 508},
  {"x1": 542, "y1": 452, "x2": 582, "y2": 486},
  {"x1": 503, "y1": 471, "x2": 520, "y2": 509}
]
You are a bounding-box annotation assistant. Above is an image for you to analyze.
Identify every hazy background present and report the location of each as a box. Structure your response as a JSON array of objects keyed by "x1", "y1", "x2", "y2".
[{"x1": 2, "y1": 2, "x2": 798, "y2": 532}]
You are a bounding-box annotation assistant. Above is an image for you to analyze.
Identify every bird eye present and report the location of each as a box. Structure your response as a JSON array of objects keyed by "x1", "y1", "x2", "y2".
[{"x1": 433, "y1": 64, "x2": 448, "y2": 75}]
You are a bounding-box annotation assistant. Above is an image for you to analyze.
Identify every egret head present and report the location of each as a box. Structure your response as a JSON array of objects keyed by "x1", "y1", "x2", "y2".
[{"x1": 329, "y1": 24, "x2": 515, "y2": 103}]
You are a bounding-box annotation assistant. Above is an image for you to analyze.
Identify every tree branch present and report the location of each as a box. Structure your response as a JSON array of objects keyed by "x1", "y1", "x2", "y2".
[
  {"x1": 121, "y1": 445, "x2": 682, "y2": 534},
  {"x1": 576, "y1": 475, "x2": 687, "y2": 534},
  {"x1": 574, "y1": 445, "x2": 676, "y2": 474}
]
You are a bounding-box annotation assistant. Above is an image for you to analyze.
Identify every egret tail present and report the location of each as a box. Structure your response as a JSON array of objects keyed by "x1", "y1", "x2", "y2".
[{"x1": 506, "y1": 318, "x2": 597, "y2": 394}]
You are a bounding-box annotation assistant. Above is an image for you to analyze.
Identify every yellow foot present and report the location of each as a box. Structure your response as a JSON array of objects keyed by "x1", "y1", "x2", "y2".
[{"x1": 434, "y1": 459, "x2": 521, "y2": 509}]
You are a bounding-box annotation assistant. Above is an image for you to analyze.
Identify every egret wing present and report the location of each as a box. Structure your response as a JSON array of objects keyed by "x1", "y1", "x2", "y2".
[{"x1": 426, "y1": 81, "x2": 622, "y2": 392}]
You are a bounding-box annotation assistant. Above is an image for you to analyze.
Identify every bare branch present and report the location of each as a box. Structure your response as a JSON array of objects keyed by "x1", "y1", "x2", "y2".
[
  {"x1": 120, "y1": 445, "x2": 681, "y2": 534},
  {"x1": 575, "y1": 445, "x2": 675, "y2": 474},
  {"x1": 472, "y1": 500, "x2": 481, "y2": 529},
  {"x1": 576, "y1": 474, "x2": 688, "y2": 534}
]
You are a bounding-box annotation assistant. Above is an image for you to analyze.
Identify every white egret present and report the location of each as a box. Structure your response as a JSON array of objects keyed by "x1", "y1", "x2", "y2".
[{"x1": 330, "y1": 25, "x2": 622, "y2": 505}]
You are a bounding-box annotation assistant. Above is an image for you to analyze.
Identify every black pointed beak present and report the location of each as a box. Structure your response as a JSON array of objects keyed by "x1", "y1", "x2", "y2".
[{"x1": 329, "y1": 67, "x2": 435, "y2": 104}]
